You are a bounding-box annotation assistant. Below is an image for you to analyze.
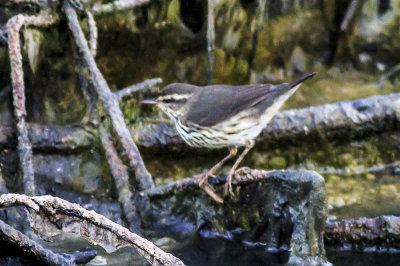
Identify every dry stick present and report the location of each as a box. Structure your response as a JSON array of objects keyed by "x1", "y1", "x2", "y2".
[
  {"x1": 7, "y1": 9, "x2": 58, "y2": 196},
  {"x1": 340, "y1": 0, "x2": 361, "y2": 32},
  {"x1": 115, "y1": 78, "x2": 162, "y2": 101},
  {"x1": 71, "y1": 38, "x2": 142, "y2": 232},
  {"x1": 0, "y1": 193, "x2": 186, "y2": 266},
  {"x1": 99, "y1": 124, "x2": 141, "y2": 233},
  {"x1": 206, "y1": 0, "x2": 214, "y2": 85},
  {"x1": 0, "y1": 219, "x2": 97, "y2": 265},
  {"x1": 86, "y1": 10, "x2": 97, "y2": 58},
  {"x1": 64, "y1": 1, "x2": 154, "y2": 190},
  {"x1": 92, "y1": 0, "x2": 152, "y2": 15}
]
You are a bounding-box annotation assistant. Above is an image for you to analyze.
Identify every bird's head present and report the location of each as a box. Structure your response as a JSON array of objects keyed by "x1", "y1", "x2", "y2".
[{"x1": 140, "y1": 83, "x2": 198, "y2": 121}]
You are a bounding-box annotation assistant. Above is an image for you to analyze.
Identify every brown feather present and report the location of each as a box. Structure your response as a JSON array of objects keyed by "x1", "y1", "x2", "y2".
[{"x1": 184, "y1": 84, "x2": 274, "y2": 126}]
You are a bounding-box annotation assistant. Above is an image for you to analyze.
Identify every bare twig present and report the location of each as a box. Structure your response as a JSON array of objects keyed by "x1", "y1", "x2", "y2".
[
  {"x1": 0, "y1": 219, "x2": 97, "y2": 265},
  {"x1": 92, "y1": 0, "x2": 151, "y2": 15},
  {"x1": 340, "y1": 0, "x2": 362, "y2": 32},
  {"x1": 114, "y1": 78, "x2": 162, "y2": 101},
  {"x1": 0, "y1": 193, "x2": 186, "y2": 266},
  {"x1": 71, "y1": 31, "x2": 142, "y2": 231},
  {"x1": 86, "y1": 11, "x2": 97, "y2": 58},
  {"x1": 206, "y1": 0, "x2": 214, "y2": 85},
  {"x1": 7, "y1": 9, "x2": 59, "y2": 195},
  {"x1": 64, "y1": 1, "x2": 154, "y2": 190},
  {"x1": 99, "y1": 124, "x2": 141, "y2": 232}
]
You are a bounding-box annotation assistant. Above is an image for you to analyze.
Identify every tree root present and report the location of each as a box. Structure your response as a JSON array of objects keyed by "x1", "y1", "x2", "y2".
[{"x1": 0, "y1": 193, "x2": 185, "y2": 266}]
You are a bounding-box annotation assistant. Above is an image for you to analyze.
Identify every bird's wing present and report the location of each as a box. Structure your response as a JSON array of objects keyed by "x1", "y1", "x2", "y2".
[
  {"x1": 183, "y1": 73, "x2": 316, "y2": 127},
  {"x1": 184, "y1": 83, "x2": 277, "y2": 127}
]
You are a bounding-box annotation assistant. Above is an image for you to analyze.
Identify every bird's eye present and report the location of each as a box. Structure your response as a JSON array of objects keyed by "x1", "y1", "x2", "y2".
[{"x1": 163, "y1": 99, "x2": 171, "y2": 103}]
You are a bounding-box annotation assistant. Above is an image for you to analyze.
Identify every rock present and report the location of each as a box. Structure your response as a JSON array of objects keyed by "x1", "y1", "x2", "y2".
[{"x1": 145, "y1": 169, "x2": 331, "y2": 265}]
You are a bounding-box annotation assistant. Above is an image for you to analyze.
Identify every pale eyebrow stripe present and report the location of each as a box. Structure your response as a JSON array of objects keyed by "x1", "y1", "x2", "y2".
[{"x1": 158, "y1": 94, "x2": 191, "y2": 100}]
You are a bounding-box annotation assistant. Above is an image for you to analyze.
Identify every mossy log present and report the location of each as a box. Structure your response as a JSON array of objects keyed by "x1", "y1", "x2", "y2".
[
  {"x1": 325, "y1": 215, "x2": 400, "y2": 251},
  {"x1": 0, "y1": 93, "x2": 398, "y2": 152}
]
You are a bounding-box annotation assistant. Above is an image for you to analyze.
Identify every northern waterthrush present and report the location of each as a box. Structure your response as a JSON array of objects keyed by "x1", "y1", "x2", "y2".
[{"x1": 141, "y1": 73, "x2": 316, "y2": 203}]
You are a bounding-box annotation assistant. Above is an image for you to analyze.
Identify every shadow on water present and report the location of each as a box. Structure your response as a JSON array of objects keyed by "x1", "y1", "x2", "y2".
[
  {"x1": 326, "y1": 250, "x2": 400, "y2": 266},
  {"x1": 3, "y1": 233, "x2": 400, "y2": 266}
]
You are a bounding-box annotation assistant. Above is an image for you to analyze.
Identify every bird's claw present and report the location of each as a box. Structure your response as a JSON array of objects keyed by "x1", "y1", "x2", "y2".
[
  {"x1": 224, "y1": 170, "x2": 235, "y2": 197},
  {"x1": 195, "y1": 171, "x2": 216, "y2": 187}
]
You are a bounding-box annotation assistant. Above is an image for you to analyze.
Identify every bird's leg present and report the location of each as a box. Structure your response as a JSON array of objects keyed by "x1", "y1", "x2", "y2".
[
  {"x1": 225, "y1": 140, "x2": 255, "y2": 197},
  {"x1": 197, "y1": 146, "x2": 238, "y2": 186}
]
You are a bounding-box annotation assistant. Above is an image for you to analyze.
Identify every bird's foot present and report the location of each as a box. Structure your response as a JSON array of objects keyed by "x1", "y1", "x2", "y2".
[
  {"x1": 224, "y1": 169, "x2": 236, "y2": 197},
  {"x1": 194, "y1": 171, "x2": 216, "y2": 187},
  {"x1": 194, "y1": 171, "x2": 224, "y2": 203}
]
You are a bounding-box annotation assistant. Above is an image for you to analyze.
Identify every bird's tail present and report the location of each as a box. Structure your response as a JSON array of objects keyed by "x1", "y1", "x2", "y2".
[{"x1": 290, "y1": 72, "x2": 317, "y2": 88}]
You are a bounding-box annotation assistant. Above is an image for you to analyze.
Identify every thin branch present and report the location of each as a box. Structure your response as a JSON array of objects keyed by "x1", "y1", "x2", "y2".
[
  {"x1": 114, "y1": 78, "x2": 162, "y2": 101},
  {"x1": 7, "y1": 9, "x2": 59, "y2": 195},
  {"x1": 0, "y1": 193, "x2": 186, "y2": 266},
  {"x1": 99, "y1": 124, "x2": 141, "y2": 232},
  {"x1": 64, "y1": 1, "x2": 154, "y2": 190},
  {"x1": 0, "y1": 219, "x2": 97, "y2": 265},
  {"x1": 92, "y1": 0, "x2": 152, "y2": 15},
  {"x1": 206, "y1": 0, "x2": 214, "y2": 85},
  {"x1": 340, "y1": 0, "x2": 361, "y2": 32},
  {"x1": 71, "y1": 31, "x2": 142, "y2": 231},
  {"x1": 86, "y1": 11, "x2": 97, "y2": 58}
]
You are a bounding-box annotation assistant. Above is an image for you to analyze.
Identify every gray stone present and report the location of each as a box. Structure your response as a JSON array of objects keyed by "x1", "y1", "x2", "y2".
[{"x1": 145, "y1": 169, "x2": 331, "y2": 265}]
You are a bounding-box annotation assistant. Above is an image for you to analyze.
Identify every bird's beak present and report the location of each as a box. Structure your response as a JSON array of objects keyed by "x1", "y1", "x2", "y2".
[{"x1": 139, "y1": 98, "x2": 157, "y2": 104}]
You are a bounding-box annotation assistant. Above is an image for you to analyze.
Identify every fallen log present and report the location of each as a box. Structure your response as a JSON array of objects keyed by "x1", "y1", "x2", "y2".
[
  {"x1": 0, "y1": 93, "x2": 398, "y2": 152},
  {"x1": 325, "y1": 215, "x2": 400, "y2": 251},
  {"x1": 133, "y1": 92, "x2": 400, "y2": 150}
]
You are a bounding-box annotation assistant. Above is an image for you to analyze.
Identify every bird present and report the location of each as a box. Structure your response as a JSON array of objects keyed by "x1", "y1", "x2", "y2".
[{"x1": 140, "y1": 73, "x2": 316, "y2": 203}]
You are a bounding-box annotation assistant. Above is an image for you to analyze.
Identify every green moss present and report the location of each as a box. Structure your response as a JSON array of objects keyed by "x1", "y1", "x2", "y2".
[{"x1": 269, "y1": 156, "x2": 287, "y2": 169}]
